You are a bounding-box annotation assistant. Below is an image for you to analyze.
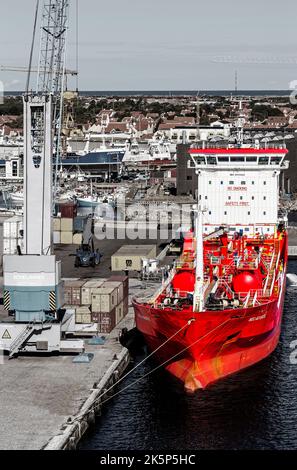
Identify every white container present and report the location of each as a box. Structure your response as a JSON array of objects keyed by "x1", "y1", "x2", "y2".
[
  {"x1": 61, "y1": 218, "x2": 73, "y2": 232},
  {"x1": 81, "y1": 279, "x2": 106, "y2": 305},
  {"x1": 61, "y1": 231, "x2": 73, "y2": 244},
  {"x1": 111, "y1": 245, "x2": 157, "y2": 271},
  {"x1": 76, "y1": 306, "x2": 92, "y2": 323},
  {"x1": 75, "y1": 312, "x2": 92, "y2": 324},
  {"x1": 53, "y1": 217, "x2": 61, "y2": 231},
  {"x1": 103, "y1": 280, "x2": 124, "y2": 304},
  {"x1": 53, "y1": 231, "x2": 61, "y2": 244},
  {"x1": 91, "y1": 286, "x2": 117, "y2": 313},
  {"x1": 73, "y1": 233, "x2": 83, "y2": 245}
]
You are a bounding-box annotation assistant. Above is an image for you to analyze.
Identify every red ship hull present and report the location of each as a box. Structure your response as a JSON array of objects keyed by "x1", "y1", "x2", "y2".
[{"x1": 133, "y1": 237, "x2": 287, "y2": 392}]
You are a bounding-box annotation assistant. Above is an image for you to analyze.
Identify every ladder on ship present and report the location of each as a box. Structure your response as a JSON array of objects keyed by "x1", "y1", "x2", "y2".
[{"x1": 263, "y1": 241, "x2": 280, "y2": 296}]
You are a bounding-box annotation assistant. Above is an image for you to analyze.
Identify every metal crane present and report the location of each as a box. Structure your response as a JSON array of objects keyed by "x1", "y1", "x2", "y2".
[{"x1": 1, "y1": 0, "x2": 84, "y2": 356}]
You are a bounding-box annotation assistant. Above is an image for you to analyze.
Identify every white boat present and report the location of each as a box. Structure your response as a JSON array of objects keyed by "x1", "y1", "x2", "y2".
[
  {"x1": 123, "y1": 139, "x2": 172, "y2": 164},
  {"x1": 9, "y1": 191, "x2": 24, "y2": 204}
]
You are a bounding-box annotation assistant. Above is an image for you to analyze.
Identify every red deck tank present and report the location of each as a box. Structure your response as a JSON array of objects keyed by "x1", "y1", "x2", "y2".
[
  {"x1": 172, "y1": 271, "x2": 195, "y2": 293},
  {"x1": 232, "y1": 271, "x2": 261, "y2": 293}
]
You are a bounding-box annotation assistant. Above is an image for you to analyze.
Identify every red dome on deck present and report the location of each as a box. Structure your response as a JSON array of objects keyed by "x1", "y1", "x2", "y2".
[
  {"x1": 172, "y1": 271, "x2": 195, "y2": 293},
  {"x1": 232, "y1": 271, "x2": 261, "y2": 293}
]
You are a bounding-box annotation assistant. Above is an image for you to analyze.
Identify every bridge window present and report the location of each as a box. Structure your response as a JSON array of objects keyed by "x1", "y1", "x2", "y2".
[
  {"x1": 196, "y1": 157, "x2": 206, "y2": 165},
  {"x1": 259, "y1": 157, "x2": 269, "y2": 165},
  {"x1": 270, "y1": 157, "x2": 281, "y2": 165}
]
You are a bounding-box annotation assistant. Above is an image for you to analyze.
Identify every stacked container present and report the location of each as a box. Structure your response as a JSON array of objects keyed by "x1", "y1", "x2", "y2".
[
  {"x1": 63, "y1": 276, "x2": 129, "y2": 333},
  {"x1": 81, "y1": 279, "x2": 107, "y2": 305},
  {"x1": 90, "y1": 276, "x2": 129, "y2": 333},
  {"x1": 52, "y1": 207, "x2": 88, "y2": 246},
  {"x1": 63, "y1": 280, "x2": 86, "y2": 305},
  {"x1": 75, "y1": 306, "x2": 92, "y2": 324},
  {"x1": 3, "y1": 215, "x2": 24, "y2": 255}
]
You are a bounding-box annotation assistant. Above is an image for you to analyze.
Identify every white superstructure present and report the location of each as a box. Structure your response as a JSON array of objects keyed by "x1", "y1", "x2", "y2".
[{"x1": 189, "y1": 146, "x2": 289, "y2": 235}]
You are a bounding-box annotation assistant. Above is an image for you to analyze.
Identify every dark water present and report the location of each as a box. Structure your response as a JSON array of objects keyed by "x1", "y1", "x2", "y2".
[{"x1": 80, "y1": 259, "x2": 297, "y2": 451}]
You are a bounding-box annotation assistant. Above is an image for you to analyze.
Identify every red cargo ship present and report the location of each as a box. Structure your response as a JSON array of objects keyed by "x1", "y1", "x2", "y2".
[{"x1": 133, "y1": 145, "x2": 289, "y2": 392}]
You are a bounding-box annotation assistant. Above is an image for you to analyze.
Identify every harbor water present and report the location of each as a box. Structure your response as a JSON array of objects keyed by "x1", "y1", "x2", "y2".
[{"x1": 80, "y1": 259, "x2": 297, "y2": 450}]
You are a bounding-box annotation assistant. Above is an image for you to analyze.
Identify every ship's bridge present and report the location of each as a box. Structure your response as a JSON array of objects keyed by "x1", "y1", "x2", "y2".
[
  {"x1": 188, "y1": 146, "x2": 289, "y2": 236},
  {"x1": 188, "y1": 147, "x2": 289, "y2": 169}
]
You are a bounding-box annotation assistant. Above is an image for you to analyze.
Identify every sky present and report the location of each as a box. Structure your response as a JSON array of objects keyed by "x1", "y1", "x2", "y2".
[{"x1": 1, "y1": 0, "x2": 297, "y2": 91}]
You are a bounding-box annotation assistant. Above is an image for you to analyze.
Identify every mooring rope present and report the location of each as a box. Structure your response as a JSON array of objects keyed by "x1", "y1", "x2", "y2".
[
  {"x1": 71, "y1": 316, "x2": 232, "y2": 425},
  {"x1": 99, "y1": 317, "x2": 231, "y2": 407},
  {"x1": 72, "y1": 318, "x2": 196, "y2": 423}
]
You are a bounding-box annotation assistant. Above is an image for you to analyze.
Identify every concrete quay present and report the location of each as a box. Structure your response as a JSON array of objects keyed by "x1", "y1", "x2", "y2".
[{"x1": 0, "y1": 279, "x2": 150, "y2": 450}]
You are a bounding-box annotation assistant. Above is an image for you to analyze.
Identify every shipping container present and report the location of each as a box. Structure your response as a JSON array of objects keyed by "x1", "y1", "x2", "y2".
[
  {"x1": 123, "y1": 295, "x2": 129, "y2": 316},
  {"x1": 53, "y1": 231, "x2": 61, "y2": 244},
  {"x1": 98, "y1": 310, "x2": 116, "y2": 333},
  {"x1": 63, "y1": 280, "x2": 86, "y2": 306},
  {"x1": 60, "y1": 202, "x2": 77, "y2": 219},
  {"x1": 111, "y1": 245, "x2": 157, "y2": 271},
  {"x1": 91, "y1": 312, "x2": 101, "y2": 323},
  {"x1": 103, "y1": 280, "x2": 124, "y2": 304},
  {"x1": 75, "y1": 305, "x2": 92, "y2": 324},
  {"x1": 115, "y1": 301, "x2": 124, "y2": 324},
  {"x1": 60, "y1": 231, "x2": 73, "y2": 244},
  {"x1": 61, "y1": 218, "x2": 73, "y2": 232},
  {"x1": 72, "y1": 233, "x2": 83, "y2": 245},
  {"x1": 91, "y1": 309, "x2": 116, "y2": 333},
  {"x1": 91, "y1": 286, "x2": 117, "y2": 313},
  {"x1": 75, "y1": 312, "x2": 92, "y2": 324},
  {"x1": 53, "y1": 217, "x2": 61, "y2": 231},
  {"x1": 81, "y1": 279, "x2": 107, "y2": 305},
  {"x1": 109, "y1": 275, "x2": 129, "y2": 298},
  {"x1": 73, "y1": 216, "x2": 87, "y2": 233}
]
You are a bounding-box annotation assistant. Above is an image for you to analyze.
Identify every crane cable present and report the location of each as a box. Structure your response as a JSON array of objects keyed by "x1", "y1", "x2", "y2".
[
  {"x1": 26, "y1": 0, "x2": 40, "y2": 94},
  {"x1": 71, "y1": 316, "x2": 232, "y2": 425}
]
